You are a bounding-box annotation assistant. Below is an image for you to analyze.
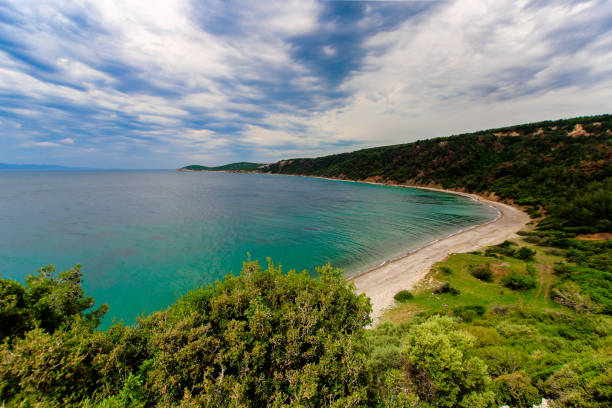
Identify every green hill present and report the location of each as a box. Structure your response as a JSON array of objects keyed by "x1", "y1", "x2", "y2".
[
  {"x1": 180, "y1": 162, "x2": 263, "y2": 172},
  {"x1": 262, "y1": 114, "x2": 612, "y2": 233}
]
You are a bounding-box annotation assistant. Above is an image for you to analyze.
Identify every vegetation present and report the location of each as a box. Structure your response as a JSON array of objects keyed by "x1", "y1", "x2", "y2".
[
  {"x1": 379, "y1": 236, "x2": 611, "y2": 408},
  {"x1": 2, "y1": 115, "x2": 611, "y2": 406},
  {"x1": 1, "y1": 260, "x2": 373, "y2": 407},
  {"x1": 180, "y1": 162, "x2": 263, "y2": 172},
  {"x1": 394, "y1": 290, "x2": 414, "y2": 302}
]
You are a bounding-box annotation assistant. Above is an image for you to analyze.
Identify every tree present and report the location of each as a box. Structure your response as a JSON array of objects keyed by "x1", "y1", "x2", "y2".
[
  {"x1": 400, "y1": 315, "x2": 495, "y2": 407},
  {"x1": 0, "y1": 265, "x2": 108, "y2": 341}
]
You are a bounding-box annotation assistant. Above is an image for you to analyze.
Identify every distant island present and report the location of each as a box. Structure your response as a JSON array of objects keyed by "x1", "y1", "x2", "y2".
[
  {"x1": 0, "y1": 163, "x2": 82, "y2": 171},
  {"x1": 179, "y1": 162, "x2": 264, "y2": 172}
]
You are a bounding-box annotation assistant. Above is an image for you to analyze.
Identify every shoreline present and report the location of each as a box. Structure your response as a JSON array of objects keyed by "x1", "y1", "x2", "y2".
[
  {"x1": 350, "y1": 185, "x2": 529, "y2": 321},
  {"x1": 287, "y1": 174, "x2": 530, "y2": 321}
]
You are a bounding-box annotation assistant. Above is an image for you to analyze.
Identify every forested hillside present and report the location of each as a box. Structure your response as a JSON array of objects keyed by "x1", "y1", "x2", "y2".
[{"x1": 263, "y1": 115, "x2": 612, "y2": 233}]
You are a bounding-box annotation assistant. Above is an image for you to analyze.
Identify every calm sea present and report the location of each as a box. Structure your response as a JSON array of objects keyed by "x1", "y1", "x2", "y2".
[{"x1": 0, "y1": 171, "x2": 498, "y2": 326}]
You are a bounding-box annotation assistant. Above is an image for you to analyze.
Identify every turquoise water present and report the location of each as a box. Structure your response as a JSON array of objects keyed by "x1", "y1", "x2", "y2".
[{"x1": 0, "y1": 171, "x2": 498, "y2": 327}]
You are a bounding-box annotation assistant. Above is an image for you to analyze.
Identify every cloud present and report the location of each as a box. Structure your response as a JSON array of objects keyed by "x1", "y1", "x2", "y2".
[
  {"x1": 23, "y1": 141, "x2": 60, "y2": 147},
  {"x1": 0, "y1": 0, "x2": 611, "y2": 168}
]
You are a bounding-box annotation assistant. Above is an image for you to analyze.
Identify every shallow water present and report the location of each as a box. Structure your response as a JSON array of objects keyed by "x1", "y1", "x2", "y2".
[{"x1": 0, "y1": 170, "x2": 498, "y2": 326}]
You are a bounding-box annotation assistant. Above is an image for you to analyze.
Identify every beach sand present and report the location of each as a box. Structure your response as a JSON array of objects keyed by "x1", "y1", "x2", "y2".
[{"x1": 349, "y1": 187, "x2": 530, "y2": 322}]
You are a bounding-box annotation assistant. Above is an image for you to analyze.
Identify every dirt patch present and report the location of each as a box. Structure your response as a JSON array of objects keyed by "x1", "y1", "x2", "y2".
[
  {"x1": 576, "y1": 232, "x2": 612, "y2": 241},
  {"x1": 490, "y1": 262, "x2": 511, "y2": 279},
  {"x1": 494, "y1": 131, "x2": 521, "y2": 137},
  {"x1": 568, "y1": 124, "x2": 589, "y2": 137}
]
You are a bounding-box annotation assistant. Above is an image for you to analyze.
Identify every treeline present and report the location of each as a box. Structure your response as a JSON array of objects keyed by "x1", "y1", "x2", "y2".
[{"x1": 262, "y1": 114, "x2": 612, "y2": 233}]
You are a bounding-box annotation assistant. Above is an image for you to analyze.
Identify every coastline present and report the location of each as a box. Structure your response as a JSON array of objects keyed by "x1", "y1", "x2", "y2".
[
  {"x1": 348, "y1": 185, "x2": 530, "y2": 321},
  {"x1": 284, "y1": 174, "x2": 530, "y2": 321},
  {"x1": 182, "y1": 171, "x2": 530, "y2": 321}
]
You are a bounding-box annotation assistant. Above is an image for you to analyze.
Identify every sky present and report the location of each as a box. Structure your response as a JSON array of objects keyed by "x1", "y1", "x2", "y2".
[{"x1": 0, "y1": 0, "x2": 611, "y2": 169}]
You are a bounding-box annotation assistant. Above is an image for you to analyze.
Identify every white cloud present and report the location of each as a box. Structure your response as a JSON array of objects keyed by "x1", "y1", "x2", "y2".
[
  {"x1": 1, "y1": 0, "x2": 611, "y2": 167},
  {"x1": 23, "y1": 141, "x2": 60, "y2": 147},
  {"x1": 275, "y1": 0, "x2": 612, "y2": 150}
]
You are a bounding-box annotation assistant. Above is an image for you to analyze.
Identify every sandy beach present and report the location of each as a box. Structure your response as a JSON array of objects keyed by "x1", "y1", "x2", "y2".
[{"x1": 349, "y1": 187, "x2": 530, "y2": 321}]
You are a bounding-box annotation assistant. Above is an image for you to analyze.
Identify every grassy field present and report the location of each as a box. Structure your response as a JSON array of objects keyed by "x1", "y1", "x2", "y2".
[{"x1": 382, "y1": 239, "x2": 563, "y2": 324}]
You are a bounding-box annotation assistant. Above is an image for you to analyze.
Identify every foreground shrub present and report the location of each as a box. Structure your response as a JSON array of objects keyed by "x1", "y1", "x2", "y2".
[
  {"x1": 0, "y1": 260, "x2": 374, "y2": 407},
  {"x1": 0, "y1": 265, "x2": 108, "y2": 341},
  {"x1": 140, "y1": 259, "x2": 373, "y2": 407},
  {"x1": 401, "y1": 316, "x2": 495, "y2": 407},
  {"x1": 394, "y1": 290, "x2": 414, "y2": 302}
]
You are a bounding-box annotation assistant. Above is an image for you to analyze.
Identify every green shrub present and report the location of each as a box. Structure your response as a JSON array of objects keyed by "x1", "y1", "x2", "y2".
[
  {"x1": 394, "y1": 290, "x2": 414, "y2": 302},
  {"x1": 516, "y1": 247, "x2": 536, "y2": 260},
  {"x1": 493, "y1": 371, "x2": 540, "y2": 407},
  {"x1": 400, "y1": 316, "x2": 495, "y2": 407},
  {"x1": 433, "y1": 282, "x2": 460, "y2": 295},
  {"x1": 439, "y1": 266, "x2": 453, "y2": 274},
  {"x1": 551, "y1": 282, "x2": 601, "y2": 313},
  {"x1": 452, "y1": 305, "x2": 486, "y2": 322},
  {"x1": 470, "y1": 264, "x2": 493, "y2": 282},
  {"x1": 502, "y1": 273, "x2": 537, "y2": 290}
]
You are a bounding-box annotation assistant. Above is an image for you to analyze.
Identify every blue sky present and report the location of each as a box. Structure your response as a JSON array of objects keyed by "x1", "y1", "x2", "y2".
[{"x1": 1, "y1": 0, "x2": 611, "y2": 169}]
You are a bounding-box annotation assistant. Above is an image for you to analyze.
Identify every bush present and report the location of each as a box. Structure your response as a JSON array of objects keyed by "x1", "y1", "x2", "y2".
[
  {"x1": 0, "y1": 260, "x2": 374, "y2": 407},
  {"x1": 493, "y1": 371, "x2": 540, "y2": 407},
  {"x1": 452, "y1": 305, "x2": 486, "y2": 322},
  {"x1": 394, "y1": 290, "x2": 414, "y2": 302},
  {"x1": 400, "y1": 316, "x2": 495, "y2": 407},
  {"x1": 551, "y1": 282, "x2": 601, "y2": 313},
  {"x1": 0, "y1": 265, "x2": 108, "y2": 342},
  {"x1": 470, "y1": 264, "x2": 493, "y2": 282},
  {"x1": 502, "y1": 272, "x2": 537, "y2": 290},
  {"x1": 516, "y1": 247, "x2": 536, "y2": 260},
  {"x1": 439, "y1": 266, "x2": 453, "y2": 274},
  {"x1": 433, "y1": 282, "x2": 460, "y2": 296}
]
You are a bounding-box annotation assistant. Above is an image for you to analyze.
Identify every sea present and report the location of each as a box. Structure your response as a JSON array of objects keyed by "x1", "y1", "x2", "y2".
[{"x1": 0, "y1": 170, "x2": 498, "y2": 327}]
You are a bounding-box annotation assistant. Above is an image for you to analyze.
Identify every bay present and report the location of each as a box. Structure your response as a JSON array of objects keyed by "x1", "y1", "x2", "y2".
[{"x1": 0, "y1": 170, "x2": 498, "y2": 327}]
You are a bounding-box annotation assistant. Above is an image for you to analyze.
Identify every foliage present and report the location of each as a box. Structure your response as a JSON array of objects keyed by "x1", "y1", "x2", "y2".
[
  {"x1": 0, "y1": 259, "x2": 374, "y2": 407},
  {"x1": 502, "y1": 272, "x2": 537, "y2": 290},
  {"x1": 492, "y1": 371, "x2": 540, "y2": 407},
  {"x1": 394, "y1": 290, "x2": 414, "y2": 302},
  {"x1": 0, "y1": 264, "x2": 108, "y2": 342},
  {"x1": 451, "y1": 305, "x2": 486, "y2": 323},
  {"x1": 433, "y1": 282, "x2": 460, "y2": 295},
  {"x1": 551, "y1": 282, "x2": 601, "y2": 313},
  {"x1": 550, "y1": 239, "x2": 612, "y2": 314},
  {"x1": 401, "y1": 316, "x2": 495, "y2": 407},
  {"x1": 470, "y1": 264, "x2": 493, "y2": 282},
  {"x1": 381, "y1": 241, "x2": 611, "y2": 407}
]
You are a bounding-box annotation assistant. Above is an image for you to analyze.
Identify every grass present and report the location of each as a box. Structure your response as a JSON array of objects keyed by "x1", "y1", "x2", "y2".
[{"x1": 382, "y1": 239, "x2": 564, "y2": 324}]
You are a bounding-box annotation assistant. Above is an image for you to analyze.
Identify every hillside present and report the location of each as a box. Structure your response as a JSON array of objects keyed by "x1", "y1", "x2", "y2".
[
  {"x1": 180, "y1": 162, "x2": 263, "y2": 172},
  {"x1": 262, "y1": 114, "x2": 612, "y2": 233}
]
